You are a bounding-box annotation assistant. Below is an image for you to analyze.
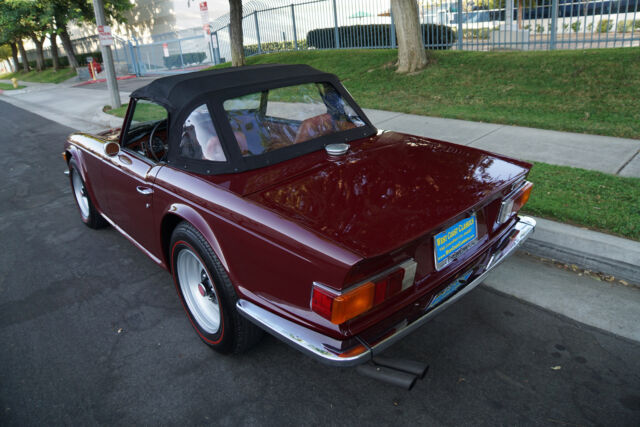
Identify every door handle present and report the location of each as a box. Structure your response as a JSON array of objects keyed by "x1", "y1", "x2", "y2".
[{"x1": 136, "y1": 186, "x2": 154, "y2": 195}]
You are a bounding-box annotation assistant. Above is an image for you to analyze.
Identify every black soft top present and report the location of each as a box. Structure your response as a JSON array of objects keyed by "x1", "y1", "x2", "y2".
[
  {"x1": 127, "y1": 64, "x2": 376, "y2": 175},
  {"x1": 131, "y1": 64, "x2": 331, "y2": 114}
]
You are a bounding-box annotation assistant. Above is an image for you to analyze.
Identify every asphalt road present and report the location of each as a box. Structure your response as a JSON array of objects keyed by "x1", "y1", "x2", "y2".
[{"x1": 1, "y1": 99, "x2": 639, "y2": 426}]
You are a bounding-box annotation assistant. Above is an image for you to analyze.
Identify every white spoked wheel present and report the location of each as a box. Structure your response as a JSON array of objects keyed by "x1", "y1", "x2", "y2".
[
  {"x1": 68, "y1": 158, "x2": 107, "y2": 229},
  {"x1": 176, "y1": 248, "x2": 221, "y2": 334},
  {"x1": 71, "y1": 168, "x2": 90, "y2": 220},
  {"x1": 170, "y1": 222, "x2": 263, "y2": 353}
]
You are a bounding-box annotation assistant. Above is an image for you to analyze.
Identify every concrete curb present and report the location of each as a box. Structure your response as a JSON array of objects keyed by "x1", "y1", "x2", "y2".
[
  {"x1": 92, "y1": 107, "x2": 125, "y2": 129},
  {"x1": 522, "y1": 216, "x2": 640, "y2": 285}
]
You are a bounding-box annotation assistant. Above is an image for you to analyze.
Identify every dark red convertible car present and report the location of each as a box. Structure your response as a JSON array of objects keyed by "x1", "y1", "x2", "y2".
[{"x1": 64, "y1": 64, "x2": 535, "y2": 371}]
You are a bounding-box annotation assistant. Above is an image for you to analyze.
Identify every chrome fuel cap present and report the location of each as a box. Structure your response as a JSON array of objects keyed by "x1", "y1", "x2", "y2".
[{"x1": 325, "y1": 143, "x2": 350, "y2": 156}]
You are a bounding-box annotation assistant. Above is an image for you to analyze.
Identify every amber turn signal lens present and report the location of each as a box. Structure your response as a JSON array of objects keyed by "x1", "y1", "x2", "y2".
[
  {"x1": 513, "y1": 181, "x2": 533, "y2": 212},
  {"x1": 498, "y1": 181, "x2": 534, "y2": 224},
  {"x1": 331, "y1": 282, "x2": 375, "y2": 324}
]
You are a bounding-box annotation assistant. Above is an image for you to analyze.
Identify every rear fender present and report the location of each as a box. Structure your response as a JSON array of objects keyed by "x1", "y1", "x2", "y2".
[{"x1": 162, "y1": 203, "x2": 229, "y2": 273}]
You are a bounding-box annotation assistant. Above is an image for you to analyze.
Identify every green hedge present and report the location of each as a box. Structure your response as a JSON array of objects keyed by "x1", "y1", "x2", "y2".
[
  {"x1": 244, "y1": 40, "x2": 308, "y2": 56},
  {"x1": 163, "y1": 52, "x2": 206, "y2": 69},
  {"x1": 27, "y1": 51, "x2": 103, "y2": 69},
  {"x1": 597, "y1": 19, "x2": 614, "y2": 33},
  {"x1": 461, "y1": 27, "x2": 500, "y2": 40},
  {"x1": 307, "y1": 24, "x2": 456, "y2": 50},
  {"x1": 617, "y1": 20, "x2": 640, "y2": 32}
]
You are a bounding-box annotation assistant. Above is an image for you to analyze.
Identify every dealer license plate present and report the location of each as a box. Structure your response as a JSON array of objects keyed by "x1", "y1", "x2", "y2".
[
  {"x1": 427, "y1": 270, "x2": 474, "y2": 310},
  {"x1": 434, "y1": 215, "x2": 477, "y2": 270}
]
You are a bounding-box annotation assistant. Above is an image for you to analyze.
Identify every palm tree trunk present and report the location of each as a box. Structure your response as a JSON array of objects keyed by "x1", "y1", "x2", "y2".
[
  {"x1": 391, "y1": 0, "x2": 428, "y2": 73},
  {"x1": 17, "y1": 40, "x2": 31, "y2": 72},
  {"x1": 229, "y1": 0, "x2": 245, "y2": 66},
  {"x1": 10, "y1": 42, "x2": 20, "y2": 73},
  {"x1": 59, "y1": 26, "x2": 79, "y2": 70},
  {"x1": 30, "y1": 34, "x2": 45, "y2": 71},
  {"x1": 50, "y1": 33, "x2": 60, "y2": 71}
]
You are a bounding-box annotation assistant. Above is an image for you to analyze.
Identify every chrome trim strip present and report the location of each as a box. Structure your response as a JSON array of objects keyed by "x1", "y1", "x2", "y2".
[
  {"x1": 100, "y1": 213, "x2": 164, "y2": 266},
  {"x1": 237, "y1": 216, "x2": 536, "y2": 367}
]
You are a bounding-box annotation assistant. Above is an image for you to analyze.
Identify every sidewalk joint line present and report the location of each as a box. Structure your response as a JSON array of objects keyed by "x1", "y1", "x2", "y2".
[
  {"x1": 372, "y1": 112, "x2": 404, "y2": 125},
  {"x1": 467, "y1": 125, "x2": 505, "y2": 146},
  {"x1": 616, "y1": 149, "x2": 640, "y2": 175}
]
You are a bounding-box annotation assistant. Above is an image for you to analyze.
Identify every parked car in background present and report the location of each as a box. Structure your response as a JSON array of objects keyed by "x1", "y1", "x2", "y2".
[{"x1": 64, "y1": 64, "x2": 535, "y2": 370}]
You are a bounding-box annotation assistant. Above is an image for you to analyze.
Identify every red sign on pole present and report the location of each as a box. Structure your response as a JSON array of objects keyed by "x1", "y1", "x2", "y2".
[
  {"x1": 200, "y1": 1, "x2": 211, "y2": 39},
  {"x1": 98, "y1": 25, "x2": 113, "y2": 46}
]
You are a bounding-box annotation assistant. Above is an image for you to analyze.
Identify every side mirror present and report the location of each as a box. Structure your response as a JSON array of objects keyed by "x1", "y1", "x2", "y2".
[{"x1": 104, "y1": 141, "x2": 120, "y2": 157}]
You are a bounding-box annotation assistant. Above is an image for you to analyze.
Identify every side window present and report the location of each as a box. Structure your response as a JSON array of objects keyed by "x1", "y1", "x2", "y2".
[
  {"x1": 124, "y1": 100, "x2": 169, "y2": 163},
  {"x1": 180, "y1": 104, "x2": 226, "y2": 162}
]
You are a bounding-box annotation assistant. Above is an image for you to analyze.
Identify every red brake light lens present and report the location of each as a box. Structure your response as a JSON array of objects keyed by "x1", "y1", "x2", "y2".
[{"x1": 311, "y1": 288, "x2": 333, "y2": 320}]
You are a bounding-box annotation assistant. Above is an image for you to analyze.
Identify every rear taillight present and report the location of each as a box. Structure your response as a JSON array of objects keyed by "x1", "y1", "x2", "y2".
[
  {"x1": 498, "y1": 181, "x2": 533, "y2": 224},
  {"x1": 311, "y1": 260, "x2": 417, "y2": 324}
]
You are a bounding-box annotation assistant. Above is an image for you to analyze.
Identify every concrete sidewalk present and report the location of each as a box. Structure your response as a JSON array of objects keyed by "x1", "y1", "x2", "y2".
[
  {"x1": 3, "y1": 77, "x2": 639, "y2": 178},
  {"x1": 0, "y1": 78, "x2": 126, "y2": 132},
  {"x1": 367, "y1": 110, "x2": 640, "y2": 178}
]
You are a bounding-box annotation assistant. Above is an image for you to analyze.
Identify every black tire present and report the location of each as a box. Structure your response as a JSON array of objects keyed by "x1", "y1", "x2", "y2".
[
  {"x1": 68, "y1": 157, "x2": 108, "y2": 229},
  {"x1": 170, "y1": 221, "x2": 263, "y2": 354}
]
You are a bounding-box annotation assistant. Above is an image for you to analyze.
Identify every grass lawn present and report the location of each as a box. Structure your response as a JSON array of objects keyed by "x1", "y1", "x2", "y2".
[
  {"x1": 104, "y1": 104, "x2": 128, "y2": 118},
  {"x1": 103, "y1": 103, "x2": 167, "y2": 122},
  {"x1": 0, "y1": 67, "x2": 76, "y2": 84},
  {"x1": 0, "y1": 82, "x2": 25, "y2": 90},
  {"x1": 212, "y1": 48, "x2": 640, "y2": 140},
  {"x1": 523, "y1": 163, "x2": 640, "y2": 241}
]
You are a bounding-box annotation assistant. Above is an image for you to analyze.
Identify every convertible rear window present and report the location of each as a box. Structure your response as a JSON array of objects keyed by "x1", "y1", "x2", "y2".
[{"x1": 222, "y1": 83, "x2": 365, "y2": 157}]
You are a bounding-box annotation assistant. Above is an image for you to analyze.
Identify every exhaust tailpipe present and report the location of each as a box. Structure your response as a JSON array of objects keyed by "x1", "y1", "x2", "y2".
[
  {"x1": 373, "y1": 356, "x2": 429, "y2": 379},
  {"x1": 356, "y1": 363, "x2": 417, "y2": 390}
]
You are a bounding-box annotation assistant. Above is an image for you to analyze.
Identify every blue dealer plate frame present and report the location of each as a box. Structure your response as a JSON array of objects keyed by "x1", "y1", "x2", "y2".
[{"x1": 433, "y1": 215, "x2": 478, "y2": 271}]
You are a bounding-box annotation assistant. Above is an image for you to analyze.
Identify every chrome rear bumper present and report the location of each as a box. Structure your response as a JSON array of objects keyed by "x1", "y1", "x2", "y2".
[{"x1": 237, "y1": 216, "x2": 536, "y2": 366}]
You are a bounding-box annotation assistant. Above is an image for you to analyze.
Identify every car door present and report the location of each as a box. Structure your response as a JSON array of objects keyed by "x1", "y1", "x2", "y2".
[
  {"x1": 101, "y1": 150, "x2": 162, "y2": 254},
  {"x1": 100, "y1": 100, "x2": 169, "y2": 257}
]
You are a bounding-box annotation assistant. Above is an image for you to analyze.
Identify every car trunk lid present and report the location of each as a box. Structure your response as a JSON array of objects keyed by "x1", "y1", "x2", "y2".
[{"x1": 239, "y1": 131, "x2": 530, "y2": 261}]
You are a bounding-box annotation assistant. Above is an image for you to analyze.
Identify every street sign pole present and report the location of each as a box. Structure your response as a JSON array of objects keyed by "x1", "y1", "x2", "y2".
[{"x1": 92, "y1": 0, "x2": 121, "y2": 108}]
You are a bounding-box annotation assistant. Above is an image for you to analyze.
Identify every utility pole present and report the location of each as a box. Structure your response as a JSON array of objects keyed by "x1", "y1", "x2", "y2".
[{"x1": 92, "y1": 0, "x2": 121, "y2": 108}]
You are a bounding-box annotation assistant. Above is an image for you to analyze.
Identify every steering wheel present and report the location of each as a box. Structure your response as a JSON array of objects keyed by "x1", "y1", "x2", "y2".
[{"x1": 147, "y1": 119, "x2": 168, "y2": 162}]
